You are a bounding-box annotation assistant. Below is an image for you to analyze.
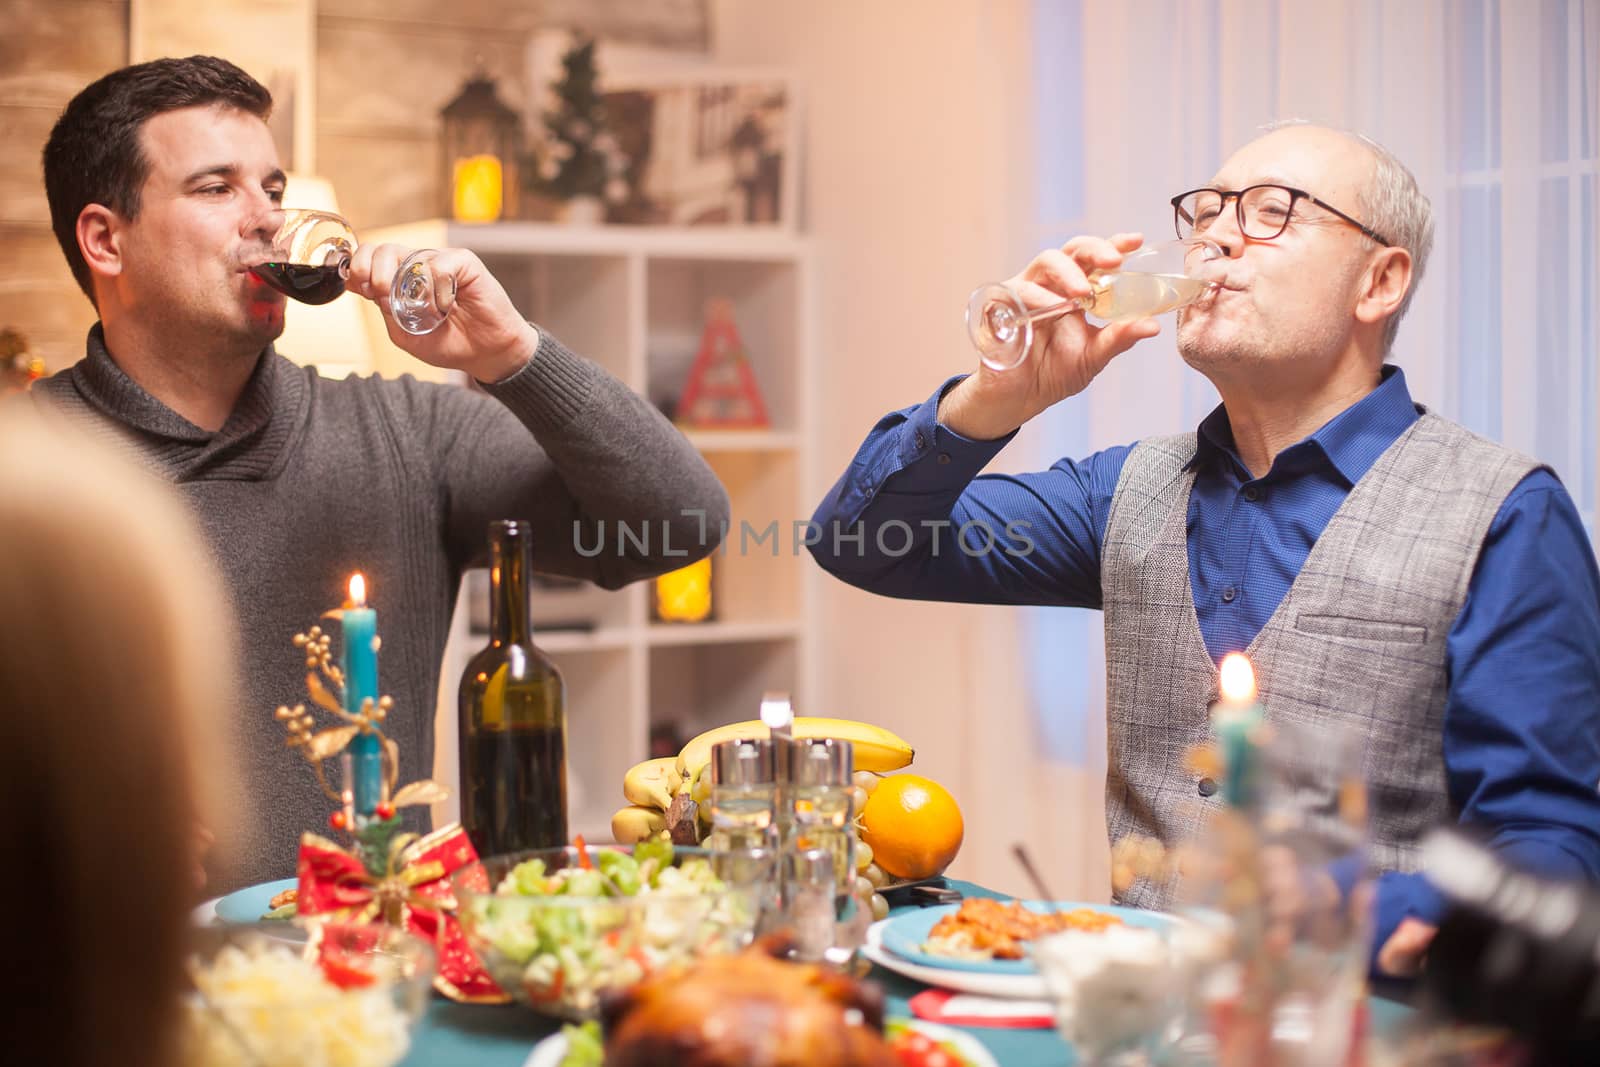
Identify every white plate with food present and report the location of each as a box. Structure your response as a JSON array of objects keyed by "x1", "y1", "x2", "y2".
[
  {"x1": 862, "y1": 920, "x2": 1049, "y2": 999},
  {"x1": 878, "y1": 898, "x2": 1172, "y2": 975}
]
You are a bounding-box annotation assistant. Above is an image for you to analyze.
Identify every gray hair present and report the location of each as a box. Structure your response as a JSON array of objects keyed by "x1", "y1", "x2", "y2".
[{"x1": 1259, "y1": 119, "x2": 1435, "y2": 352}]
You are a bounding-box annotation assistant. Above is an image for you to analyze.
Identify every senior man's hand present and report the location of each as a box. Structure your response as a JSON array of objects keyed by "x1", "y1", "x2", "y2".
[
  {"x1": 1376, "y1": 918, "x2": 1438, "y2": 977},
  {"x1": 938, "y1": 232, "x2": 1162, "y2": 441}
]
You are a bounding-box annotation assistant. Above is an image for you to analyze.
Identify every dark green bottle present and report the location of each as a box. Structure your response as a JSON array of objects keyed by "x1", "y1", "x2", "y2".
[{"x1": 459, "y1": 520, "x2": 568, "y2": 856}]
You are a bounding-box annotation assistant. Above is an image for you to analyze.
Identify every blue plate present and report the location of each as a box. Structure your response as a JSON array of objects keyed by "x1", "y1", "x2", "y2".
[
  {"x1": 878, "y1": 900, "x2": 1173, "y2": 974},
  {"x1": 214, "y1": 878, "x2": 298, "y2": 924}
]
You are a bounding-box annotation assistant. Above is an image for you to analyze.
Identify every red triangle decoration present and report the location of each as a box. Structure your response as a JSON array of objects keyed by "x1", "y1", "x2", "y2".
[{"x1": 676, "y1": 300, "x2": 770, "y2": 429}]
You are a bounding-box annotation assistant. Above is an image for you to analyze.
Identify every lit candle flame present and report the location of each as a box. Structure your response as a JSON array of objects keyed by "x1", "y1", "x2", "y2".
[
  {"x1": 348, "y1": 573, "x2": 367, "y2": 608},
  {"x1": 1219, "y1": 652, "x2": 1256, "y2": 704}
]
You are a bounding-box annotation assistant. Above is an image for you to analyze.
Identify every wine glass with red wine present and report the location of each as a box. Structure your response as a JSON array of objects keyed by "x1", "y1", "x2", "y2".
[{"x1": 250, "y1": 209, "x2": 455, "y2": 335}]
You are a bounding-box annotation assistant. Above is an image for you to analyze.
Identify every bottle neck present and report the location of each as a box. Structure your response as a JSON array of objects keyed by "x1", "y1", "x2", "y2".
[{"x1": 488, "y1": 524, "x2": 534, "y2": 646}]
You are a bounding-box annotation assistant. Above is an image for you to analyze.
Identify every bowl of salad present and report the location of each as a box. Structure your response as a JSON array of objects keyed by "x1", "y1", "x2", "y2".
[{"x1": 455, "y1": 840, "x2": 758, "y2": 1020}]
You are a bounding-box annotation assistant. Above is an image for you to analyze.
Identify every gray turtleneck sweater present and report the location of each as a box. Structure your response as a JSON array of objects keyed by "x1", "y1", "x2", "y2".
[{"x1": 35, "y1": 326, "x2": 728, "y2": 892}]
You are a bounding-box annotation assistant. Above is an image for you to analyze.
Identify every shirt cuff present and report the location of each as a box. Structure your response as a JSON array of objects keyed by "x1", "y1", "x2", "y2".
[
  {"x1": 877, "y1": 374, "x2": 1017, "y2": 494},
  {"x1": 1370, "y1": 869, "x2": 1448, "y2": 976},
  {"x1": 477, "y1": 329, "x2": 599, "y2": 435}
]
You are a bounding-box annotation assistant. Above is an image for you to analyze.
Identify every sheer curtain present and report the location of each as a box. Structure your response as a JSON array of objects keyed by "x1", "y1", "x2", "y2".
[{"x1": 1013, "y1": 0, "x2": 1598, "y2": 894}]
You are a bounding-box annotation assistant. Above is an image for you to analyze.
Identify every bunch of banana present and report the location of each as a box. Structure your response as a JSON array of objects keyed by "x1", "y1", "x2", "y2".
[
  {"x1": 675, "y1": 717, "x2": 914, "y2": 782},
  {"x1": 610, "y1": 757, "x2": 680, "y2": 843},
  {"x1": 610, "y1": 718, "x2": 915, "y2": 845}
]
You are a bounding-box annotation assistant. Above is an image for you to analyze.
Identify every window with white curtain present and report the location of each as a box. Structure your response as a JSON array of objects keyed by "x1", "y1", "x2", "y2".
[{"x1": 1024, "y1": 0, "x2": 1598, "y2": 764}]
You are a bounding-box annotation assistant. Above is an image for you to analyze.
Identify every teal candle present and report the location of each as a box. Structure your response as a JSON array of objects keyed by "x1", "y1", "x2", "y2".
[
  {"x1": 342, "y1": 574, "x2": 383, "y2": 816},
  {"x1": 1214, "y1": 653, "x2": 1264, "y2": 809}
]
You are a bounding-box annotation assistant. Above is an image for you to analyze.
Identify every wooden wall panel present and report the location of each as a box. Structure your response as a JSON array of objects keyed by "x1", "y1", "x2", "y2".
[
  {"x1": 0, "y1": 0, "x2": 126, "y2": 372},
  {"x1": 0, "y1": 227, "x2": 99, "y2": 372},
  {"x1": 0, "y1": 106, "x2": 58, "y2": 226},
  {"x1": 0, "y1": 0, "x2": 128, "y2": 107},
  {"x1": 319, "y1": 0, "x2": 707, "y2": 47}
]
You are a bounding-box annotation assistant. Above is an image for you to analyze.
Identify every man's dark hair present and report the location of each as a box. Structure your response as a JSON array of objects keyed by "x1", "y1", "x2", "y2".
[{"x1": 42, "y1": 56, "x2": 273, "y2": 303}]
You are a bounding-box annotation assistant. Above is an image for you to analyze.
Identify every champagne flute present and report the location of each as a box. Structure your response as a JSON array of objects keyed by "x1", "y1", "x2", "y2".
[
  {"x1": 965, "y1": 237, "x2": 1224, "y2": 372},
  {"x1": 250, "y1": 209, "x2": 456, "y2": 335}
]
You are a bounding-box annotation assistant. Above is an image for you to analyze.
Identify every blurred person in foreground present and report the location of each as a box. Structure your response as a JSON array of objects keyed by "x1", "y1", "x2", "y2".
[
  {"x1": 809, "y1": 121, "x2": 1600, "y2": 979},
  {"x1": 0, "y1": 409, "x2": 235, "y2": 1067},
  {"x1": 31, "y1": 56, "x2": 728, "y2": 890}
]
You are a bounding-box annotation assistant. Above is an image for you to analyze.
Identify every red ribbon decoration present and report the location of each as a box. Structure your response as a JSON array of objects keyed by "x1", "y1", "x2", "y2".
[{"x1": 296, "y1": 824, "x2": 508, "y2": 1004}]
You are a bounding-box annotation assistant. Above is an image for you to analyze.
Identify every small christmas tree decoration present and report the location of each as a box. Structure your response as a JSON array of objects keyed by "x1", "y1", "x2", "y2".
[
  {"x1": 677, "y1": 299, "x2": 770, "y2": 429},
  {"x1": 530, "y1": 37, "x2": 630, "y2": 211}
]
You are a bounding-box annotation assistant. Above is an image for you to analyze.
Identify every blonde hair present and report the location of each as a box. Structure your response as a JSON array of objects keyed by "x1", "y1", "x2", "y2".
[{"x1": 0, "y1": 408, "x2": 236, "y2": 1067}]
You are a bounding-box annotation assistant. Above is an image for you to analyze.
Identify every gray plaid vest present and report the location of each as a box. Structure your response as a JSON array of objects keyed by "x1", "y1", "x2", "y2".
[{"x1": 1101, "y1": 412, "x2": 1540, "y2": 910}]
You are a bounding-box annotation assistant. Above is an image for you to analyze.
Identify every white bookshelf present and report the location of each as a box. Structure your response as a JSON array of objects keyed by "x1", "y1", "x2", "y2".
[{"x1": 363, "y1": 221, "x2": 819, "y2": 844}]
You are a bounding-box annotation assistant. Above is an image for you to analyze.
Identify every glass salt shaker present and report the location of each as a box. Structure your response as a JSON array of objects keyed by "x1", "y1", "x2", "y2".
[
  {"x1": 706, "y1": 737, "x2": 780, "y2": 918},
  {"x1": 784, "y1": 737, "x2": 856, "y2": 890}
]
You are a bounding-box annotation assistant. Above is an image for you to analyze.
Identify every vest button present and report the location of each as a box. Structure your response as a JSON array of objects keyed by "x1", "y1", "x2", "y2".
[
  {"x1": 1198, "y1": 777, "x2": 1219, "y2": 797},
  {"x1": 1221, "y1": 586, "x2": 1237, "y2": 603}
]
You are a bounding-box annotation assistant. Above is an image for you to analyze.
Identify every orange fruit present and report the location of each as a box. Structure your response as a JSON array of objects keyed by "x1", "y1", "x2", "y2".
[{"x1": 859, "y1": 774, "x2": 963, "y2": 880}]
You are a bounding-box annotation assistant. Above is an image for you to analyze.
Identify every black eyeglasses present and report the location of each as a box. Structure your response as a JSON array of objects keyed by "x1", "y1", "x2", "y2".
[{"x1": 1171, "y1": 184, "x2": 1391, "y2": 247}]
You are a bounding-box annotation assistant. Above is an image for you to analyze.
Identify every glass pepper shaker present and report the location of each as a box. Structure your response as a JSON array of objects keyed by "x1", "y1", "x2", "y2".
[{"x1": 784, "y1": 737, "x2": 856, "y2": 890}]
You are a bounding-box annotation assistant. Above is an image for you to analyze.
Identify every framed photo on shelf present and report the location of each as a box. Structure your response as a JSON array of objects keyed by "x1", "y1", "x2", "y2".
[{"x1": 599, "y1": 69, "x2": 799, "y2": 231}]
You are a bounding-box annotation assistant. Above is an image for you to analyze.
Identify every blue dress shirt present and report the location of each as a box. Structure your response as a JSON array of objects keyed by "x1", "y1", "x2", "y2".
[{"x1": 810, "y1": 366, "x2": 1600, "y2": 972}]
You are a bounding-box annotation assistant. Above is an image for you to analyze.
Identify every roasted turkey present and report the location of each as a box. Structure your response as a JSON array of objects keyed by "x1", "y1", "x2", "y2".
[{"x1": 599, "y1": 947, "x2": 900, "y2": 1067}]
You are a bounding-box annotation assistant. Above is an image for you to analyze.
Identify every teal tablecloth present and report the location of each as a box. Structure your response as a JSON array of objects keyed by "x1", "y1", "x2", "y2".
[
  {"x1": 401, "y1": 879, "x2": 1075, "y2": 1066},
  {"x1": 399, "y1": 879, "x2": 1413, "y2": 1066}
]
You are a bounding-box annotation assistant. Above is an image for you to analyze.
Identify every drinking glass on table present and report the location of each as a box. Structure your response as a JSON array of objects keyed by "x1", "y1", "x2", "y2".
[
  {"x1": 1178, "y1": 717, "x2": 1372, "y2": 1067},
  {"x1": 1033, "y1": 921, "x2": 1184, "y2": 1065},
  {"x1": 250, "y1": 209, "x2": 455, "y2": 334},
  {"x1": 965, "y1": 237, "x2": 1224, "y2": 371}
]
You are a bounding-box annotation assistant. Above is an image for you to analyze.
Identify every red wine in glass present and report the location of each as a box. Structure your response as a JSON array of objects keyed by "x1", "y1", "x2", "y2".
[
  {"x1": 255, "y1": 208, "x2": 455, "y2": 333},
  {"x1": 251, "y1": 261, "x2": 348, "y2": 305}
]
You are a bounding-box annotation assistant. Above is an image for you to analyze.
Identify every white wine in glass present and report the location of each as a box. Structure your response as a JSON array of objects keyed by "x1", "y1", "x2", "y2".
[{"x1": 966, "y1": 238, "x2": 1224, "y2": 372}]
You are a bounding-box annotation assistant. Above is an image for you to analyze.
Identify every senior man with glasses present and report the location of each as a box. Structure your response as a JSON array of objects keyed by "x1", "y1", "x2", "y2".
[{"x1": 808, "y1": 122, "x2": 1600, "y2": 978}]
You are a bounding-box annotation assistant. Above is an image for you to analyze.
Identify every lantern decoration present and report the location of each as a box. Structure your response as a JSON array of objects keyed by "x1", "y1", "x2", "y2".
[
  {"x1": 440, "y1": 69, "x2": 522, "y2": 223},
  {"x1": 654, "y1": 556, "x2": 714, "y2": 624},
  {"x1": 529, "y1": 37, "x2": 630, "y2": 218}
]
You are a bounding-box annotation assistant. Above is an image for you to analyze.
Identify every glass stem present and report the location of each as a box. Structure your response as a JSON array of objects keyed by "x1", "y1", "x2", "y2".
[{"x1": 1022, "y1": 292, "x2": 1094, "y2": 327}]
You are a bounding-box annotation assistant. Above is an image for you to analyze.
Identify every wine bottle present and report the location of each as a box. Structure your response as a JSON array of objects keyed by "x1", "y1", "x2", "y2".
[{"x1": 459, "y1": 520, "x2": 568, "y2": 856}]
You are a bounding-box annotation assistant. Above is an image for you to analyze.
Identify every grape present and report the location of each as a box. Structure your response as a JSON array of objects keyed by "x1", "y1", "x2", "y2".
[
  {"x1": 871, "y1": 892, "x2": 890, "y2": 920},
  {"x1": 855, "y1": 841, "x2": 875, "y2": 870},
  {"x1": 855, "y1": 875, "x2": 875, "y2": 901},
  {"x1": 863, "y1": 862, "x2": 889, "y2": 889},
  {"x1": 853, "y1": 771, "x2": 882, "y2": 795},
  {"x1": 850, "y1": 786, "x2": 869, "y2": 812}
]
